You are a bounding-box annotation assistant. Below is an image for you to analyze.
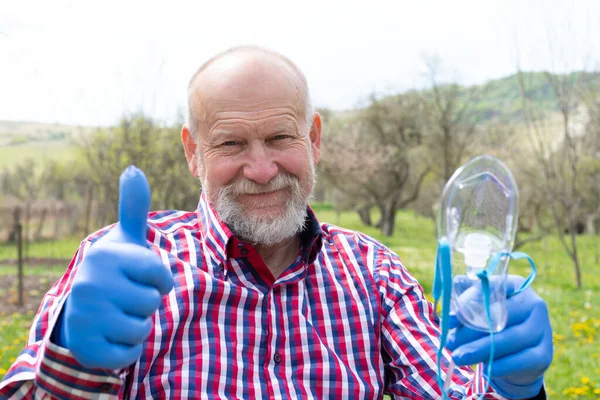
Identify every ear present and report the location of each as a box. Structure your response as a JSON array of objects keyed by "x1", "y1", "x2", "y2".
[
  {"x1": 181, "y1": 124, "x2": 200, "y2": 177},
  {"x1": 309, "y1": 112, "x2": 322, "y2": 165}
]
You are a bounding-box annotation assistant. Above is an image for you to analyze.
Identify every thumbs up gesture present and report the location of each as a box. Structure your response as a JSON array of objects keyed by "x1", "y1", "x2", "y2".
[{"x1": 55, "y1": 166, "x2": 174, "y2": 369}]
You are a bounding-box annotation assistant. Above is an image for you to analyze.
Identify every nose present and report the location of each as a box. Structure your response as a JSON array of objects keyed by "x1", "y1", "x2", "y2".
[{"x1": 242, "y1": 143, "x2": 279, "y2": 185}]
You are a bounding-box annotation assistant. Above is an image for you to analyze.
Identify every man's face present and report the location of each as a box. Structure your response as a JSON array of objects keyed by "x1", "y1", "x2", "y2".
[{"x1": 182, "y1": 53, "x2": 321, "y2": 245}]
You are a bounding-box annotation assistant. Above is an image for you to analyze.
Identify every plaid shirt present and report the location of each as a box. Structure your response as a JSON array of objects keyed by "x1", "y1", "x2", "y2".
[{"x1": 0, "y1": 192, "x2": 506, "y2": 399}]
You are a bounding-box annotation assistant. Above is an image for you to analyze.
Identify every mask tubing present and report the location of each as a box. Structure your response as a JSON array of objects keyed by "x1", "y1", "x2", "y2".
[{"x1": 435, "y1": 240, "x2": 453, "y2": 399}]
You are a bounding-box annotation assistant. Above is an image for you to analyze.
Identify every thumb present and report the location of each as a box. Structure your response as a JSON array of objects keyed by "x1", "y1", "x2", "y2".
[{"x1": 118, "y1": 165, "x2": 151, "y2": 246}]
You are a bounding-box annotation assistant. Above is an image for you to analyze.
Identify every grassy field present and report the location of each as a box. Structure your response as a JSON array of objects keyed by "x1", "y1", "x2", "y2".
[
  {"x1": 0, "y1": 119, "x2": 95, "y2": 169},
  {"x1": 1, "y1": 208, "x2": 599, "y2": 397},
  {"x1": 0, "y1": 237, "x2": 81, "y2": 261},
  {"x1": 0, "y1": 140, "x2": 75, "y2": 169}
]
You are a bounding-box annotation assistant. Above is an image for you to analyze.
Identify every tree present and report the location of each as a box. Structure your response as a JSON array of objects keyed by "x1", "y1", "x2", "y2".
[
  {"x1": 579, "y1": 82, "x2": 600, "y2": 235},
  {"x1": 2, "y1": 159, "x2": 43, "y2": 243},
  {"x1": 76, "y1": 114, "x2": 199, "y2": 229},
  {"x1": 422, "y1": 56, "x2": 479, "y2": 183},
  {"x1": 407, "y1": 57, "x2": 482, "y2": 229},
  {"x1": 517, "y1": 69, "x2": 587, "y2": 288},
  {"x1": 320, "y1": 94, "x2": 430, "y2": 237}
]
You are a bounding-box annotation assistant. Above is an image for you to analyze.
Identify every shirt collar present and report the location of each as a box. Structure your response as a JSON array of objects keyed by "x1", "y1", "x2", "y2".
[{"x1": 196, "y1": 191, "x2": 323, "y2": 269}]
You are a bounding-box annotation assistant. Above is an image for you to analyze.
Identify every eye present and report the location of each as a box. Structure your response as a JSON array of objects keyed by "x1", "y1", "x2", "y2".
[
  {"x1": 221, "y1": 140, "x2": 240, "y2": 147},
  {"x1": 270, "y1": 134, "x2": 290, "y2": 141}
]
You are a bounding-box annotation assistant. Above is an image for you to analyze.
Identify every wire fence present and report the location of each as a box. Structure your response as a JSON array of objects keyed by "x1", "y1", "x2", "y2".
[{"x1": 0, "y1": 204, "x2": 73, "y2": 309}]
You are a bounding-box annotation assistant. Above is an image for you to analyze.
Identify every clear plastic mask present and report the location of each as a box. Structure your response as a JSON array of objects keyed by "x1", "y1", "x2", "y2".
[{"x1": 438, "y1": 155, "x2": 519, "y2": 332}]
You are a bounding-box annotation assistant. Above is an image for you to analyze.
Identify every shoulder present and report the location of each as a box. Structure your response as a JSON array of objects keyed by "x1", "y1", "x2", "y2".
[
  {"x1": 320, "y1": 223, "x2": 390, "y2": 252},
  {"x1": 318, "y1": 223, "x2": 416, "y2": 285},
  {"x1": 319, "y1": 222, "x2": 401, "y2": 266},
  {"x1": 147, "y1": 210, "x2": 200, "y2": 233}
]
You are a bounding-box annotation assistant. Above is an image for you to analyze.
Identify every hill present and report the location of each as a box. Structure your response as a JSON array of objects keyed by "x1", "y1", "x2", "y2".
[
  {"x1": 1, "y1": 70, "x2": 598, "y2": 169},
  {"x1": 0, "y1": 120, "x2": 95, "y2": 144},
  {"x1": 462, "y1": 71, "x2": 600, "y2": 124},
  {"x1": 0, "y1": 121, "x2": 97, "y2": 169}
]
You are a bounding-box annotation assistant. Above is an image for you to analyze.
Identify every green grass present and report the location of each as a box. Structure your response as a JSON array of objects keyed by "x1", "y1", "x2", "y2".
[
  {"x1": 1, "y1": 209, "x2": 599, "y2": 397},
  {"x1": 0, "y1": 311, "x2": 35, "y2": 377},
  {"x1": 0, "y1": 237, "x2": 82, "y2": 261},
  {"x1": 316, "y1": 208, "x2": 600, "y2": 398},
  {"x1": 0, "y1": 140, "x2": 74, "y2": 169},
  {"x1": 0, "y1": 265, "x2": 68, "y2": 276}
]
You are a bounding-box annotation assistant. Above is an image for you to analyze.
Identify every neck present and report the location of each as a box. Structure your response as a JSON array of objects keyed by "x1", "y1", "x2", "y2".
[{"x1": 255, "y1": 235, "x2": 301, "y2": 280}]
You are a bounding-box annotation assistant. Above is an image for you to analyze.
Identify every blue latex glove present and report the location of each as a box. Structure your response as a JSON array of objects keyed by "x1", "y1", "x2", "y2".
[
  {"x1": 54, "y1": 166, "x2": 174, "y2": 370},
  {"x1": 445, "y1": 275, "x2": 553, "y2": 399}
]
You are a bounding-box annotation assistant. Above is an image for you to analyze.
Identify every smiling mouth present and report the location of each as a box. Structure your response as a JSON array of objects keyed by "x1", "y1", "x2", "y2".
[
  {"x1": 239, "y1": 186, "x2": 288, "y2": 196},
  {"x1": 237, "y1": 188, "x2": 289, "y2": 206}
]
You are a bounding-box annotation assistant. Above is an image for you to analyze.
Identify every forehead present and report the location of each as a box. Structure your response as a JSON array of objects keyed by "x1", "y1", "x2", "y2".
[{"x1": 189, "y1": 53, "x2": 303, "y2": 126}]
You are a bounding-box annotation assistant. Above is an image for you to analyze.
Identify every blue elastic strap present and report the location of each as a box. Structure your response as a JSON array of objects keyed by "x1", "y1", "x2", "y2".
[{"x1": 486, "y1": 251, "x2": 537, "y2": 296}]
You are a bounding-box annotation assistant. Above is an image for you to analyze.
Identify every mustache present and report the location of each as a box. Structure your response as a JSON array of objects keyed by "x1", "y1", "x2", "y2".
[{"x1": 226, "y1": 173, "x2": 299, "y2": 195}]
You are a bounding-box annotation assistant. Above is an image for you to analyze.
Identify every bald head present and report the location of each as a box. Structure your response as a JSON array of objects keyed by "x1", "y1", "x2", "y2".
[{"x1": 186, "y1": 46, "x2": 313, "y2": 140}]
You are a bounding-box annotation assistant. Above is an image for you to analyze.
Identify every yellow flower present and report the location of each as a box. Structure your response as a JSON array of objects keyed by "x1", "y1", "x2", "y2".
[
  {"x1": 594, "y1": 388, "x2": 600, "y2": 394},
  {"x1": 581, "y1": 376, "x2": 590, "y2": 384}
]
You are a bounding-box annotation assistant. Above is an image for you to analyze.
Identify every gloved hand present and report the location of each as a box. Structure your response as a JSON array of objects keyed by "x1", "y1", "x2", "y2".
[
  {"x1": 54, "y1": 166, "x2": 174, "y2": 370},
  {"x1": 445, "y1": 275, "x2": 553, "y2": 399}
]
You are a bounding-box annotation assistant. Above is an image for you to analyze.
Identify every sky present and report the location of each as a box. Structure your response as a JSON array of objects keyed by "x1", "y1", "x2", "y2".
[{"x1": 1, "y1": 0, "x2": 599, "y2": 127}]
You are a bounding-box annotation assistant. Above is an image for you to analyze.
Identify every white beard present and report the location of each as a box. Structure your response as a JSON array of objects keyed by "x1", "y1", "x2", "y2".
[{"x1": 203, "y1": 164, "x2": 316, "y2": 246}]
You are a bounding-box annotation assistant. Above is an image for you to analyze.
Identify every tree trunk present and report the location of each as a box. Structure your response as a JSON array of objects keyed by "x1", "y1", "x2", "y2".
[
  {"x1": 84, "y1": 183, "x2": 94, "y2": 234},
  {"x1": 53, "y1": 204, "x2": 61, "y2": 239},
  {"x1": 586, "y1": 213, "x2": 598, "y2": 235},
  {"x1": 69, "y1": 207, "x2": 80, "y2": 235},
  {"x1": 381, "y1": 203, "x2": 397, "y2": 237},
  {"x1": 568, "y1": 228, "x2": 582, "y2": 289},
  {"x1": 357, "y1": 205, "x2": 372, "y2": 226},
  {"x1": 35, "y1": 207, "x2": 48, "y2": 240}
]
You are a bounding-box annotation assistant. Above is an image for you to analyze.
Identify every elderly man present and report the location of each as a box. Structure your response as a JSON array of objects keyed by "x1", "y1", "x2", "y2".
[{"x1": 0, "y1": 46, "x2": 551, "y2": 399}]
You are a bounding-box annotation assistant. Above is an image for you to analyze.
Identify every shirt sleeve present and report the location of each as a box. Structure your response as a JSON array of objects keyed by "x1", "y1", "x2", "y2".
[
  {"x1": 0, "y1": 238, "x2": 127, "y2": 400},
  {"x1": 375, "y1": 247, "x2": 507, "y2": 400}
]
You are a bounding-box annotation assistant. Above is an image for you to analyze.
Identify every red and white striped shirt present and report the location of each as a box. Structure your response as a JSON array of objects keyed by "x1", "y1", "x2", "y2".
[{"x1": 1, "y1": 193, "x2": 505, "y2": 399}]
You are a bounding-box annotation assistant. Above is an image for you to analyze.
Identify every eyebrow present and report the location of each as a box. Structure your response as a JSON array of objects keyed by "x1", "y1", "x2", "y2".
[{"x1": 269, "y1": 121, "x2": 298, "y2": 133}]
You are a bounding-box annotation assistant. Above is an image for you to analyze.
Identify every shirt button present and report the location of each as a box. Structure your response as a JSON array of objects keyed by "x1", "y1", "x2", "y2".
[
  {"x1": 240, "y1": 248, "x2": 249, "y2": 256},
  {"x1": 99, "y1": 383, "x2": 111, "y2": 393},
  {"x1": 273, "y1": 352, "x2": 282, "y2": 364}
]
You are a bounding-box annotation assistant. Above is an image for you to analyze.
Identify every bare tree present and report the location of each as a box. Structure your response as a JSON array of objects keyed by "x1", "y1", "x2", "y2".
[
  {"x1": 517, "y1": 69, "x2": 586, "y2": 288},
  {"x1": 77, "y1": 114, "x2": 198, "y2": 229},
  {"x1": 2, "y1": 159, "x2": 43, "y2": 243},
  {"x1": 423, "y1": 56, "x2": 479, "y2": 183},
  {"x1": 580, "y1": 82, "x2": 600, "y2": 235},
  {"x1": 320, "y1": 94, "x2": 430, "y2": 237}
]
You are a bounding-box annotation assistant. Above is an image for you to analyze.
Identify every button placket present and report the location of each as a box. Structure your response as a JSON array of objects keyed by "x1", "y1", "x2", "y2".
[{"x1": 99, "y1": 383, "x2": 112, "y2": 393}]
